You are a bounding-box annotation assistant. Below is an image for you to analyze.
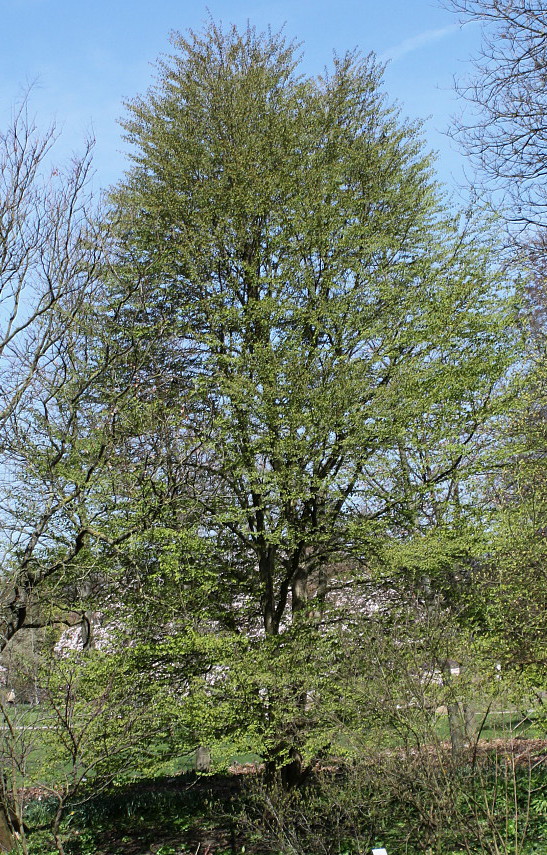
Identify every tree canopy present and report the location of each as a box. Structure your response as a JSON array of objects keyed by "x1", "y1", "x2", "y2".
[
  {"x1": 98, "y1": 22, "x2": 518, "y2": 770},
  {"x1": 111, "y1": 23, "x2": 513, "y2": 626}
]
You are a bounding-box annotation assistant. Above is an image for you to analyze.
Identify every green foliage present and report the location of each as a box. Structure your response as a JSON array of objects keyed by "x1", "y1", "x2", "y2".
[
  {"x1": 103, "y1": 20, "x2": 519, "y2": 771},
  {"x1": 471, "y1": 339, "x2": 547, "y2": 683}
]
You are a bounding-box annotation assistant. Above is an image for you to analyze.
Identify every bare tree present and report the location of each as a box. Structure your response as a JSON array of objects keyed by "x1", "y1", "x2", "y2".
[
  {"x1": 0, "y1": 101, "x2": 190, "y2": 657},
  {"x1": 0, "y1": 102, "x2": 136, "y2": 655},
  {"x1": 446, "y1": 0, "x2": 547, "y2": 234},
  {"x1": 0, "y1": 102, "x2": 101, "y2": 651},
  {"x1": 0, "y1": 101, "x2": 100, "y2": 425}
]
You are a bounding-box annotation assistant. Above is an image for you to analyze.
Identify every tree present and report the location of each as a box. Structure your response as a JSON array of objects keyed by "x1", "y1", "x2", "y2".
[
  {"x1": 445, "y1": 0, "x2": 547, "y2": 233},
  {"x1": 475, "y1": 343, "x2": 547, "y2": 683},
  {"x1": 0, "y1": 103, "x2": 104, "y2": 652},
  {"x1": 0, "y1": 103, "x2": 162, "y2": 657},
  {"x1": 110, "y1": 22, "x2": 515, "y2": 772},
  {"x1": 0, "y1": 102, "x2": 96, "y2": 428},
  {"x1": 444, "y1": 0, "x2": 547, "y2": 689}
]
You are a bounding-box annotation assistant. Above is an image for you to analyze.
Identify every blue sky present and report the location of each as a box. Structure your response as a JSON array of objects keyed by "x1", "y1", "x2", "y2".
[{"x1": 0, "y1": 0, "x2": 481, "y2": 197}]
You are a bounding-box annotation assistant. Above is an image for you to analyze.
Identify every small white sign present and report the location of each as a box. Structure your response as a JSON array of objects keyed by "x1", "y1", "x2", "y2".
[{"x1": 372, "y1": 849, "x2": 388, "y2": 855}]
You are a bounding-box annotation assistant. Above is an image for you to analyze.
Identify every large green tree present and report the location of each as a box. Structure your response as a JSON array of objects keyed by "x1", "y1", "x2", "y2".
[{"x1": 108, "y1": 23, "x2": 515, "y2": 768}]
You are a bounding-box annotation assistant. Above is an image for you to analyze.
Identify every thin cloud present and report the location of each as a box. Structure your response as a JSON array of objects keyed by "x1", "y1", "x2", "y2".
[{"x1": 380, "y1": 23, "x2": 462, "y2": 63}]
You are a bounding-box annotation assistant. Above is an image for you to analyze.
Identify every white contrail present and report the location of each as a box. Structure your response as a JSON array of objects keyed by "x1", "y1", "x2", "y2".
[{"x1": 380, "y1": 23, "x2": 462, "y2": 63}]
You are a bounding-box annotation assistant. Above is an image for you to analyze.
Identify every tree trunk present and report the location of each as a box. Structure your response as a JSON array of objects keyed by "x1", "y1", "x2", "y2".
[
  {"x1": 52, "y1": 805, "x2": 66, "y2": 855},
  {"x1": 441, "y1": 660, "x2": 466, "y2": 757},
  {"x1": 0, "y1": 808, "x2": 15, "y2": 854},
  {"x1": 280, "y1": 747, "x2": 309, "y2": 790},
  {"x1": 463, "y1": 704, "x2": 476, "y2": 744},
  {"x1": 447, "y1": 702, "x2": 465, "y2": 756},
  {"x1": 195, "y1": 745, "x2": 211, "y2": 773}
]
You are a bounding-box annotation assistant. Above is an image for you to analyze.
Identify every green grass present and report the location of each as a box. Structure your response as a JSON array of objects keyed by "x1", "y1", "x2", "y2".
[{"x1": 435, "y1": 709, "x2": 545, "y2": 742}]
